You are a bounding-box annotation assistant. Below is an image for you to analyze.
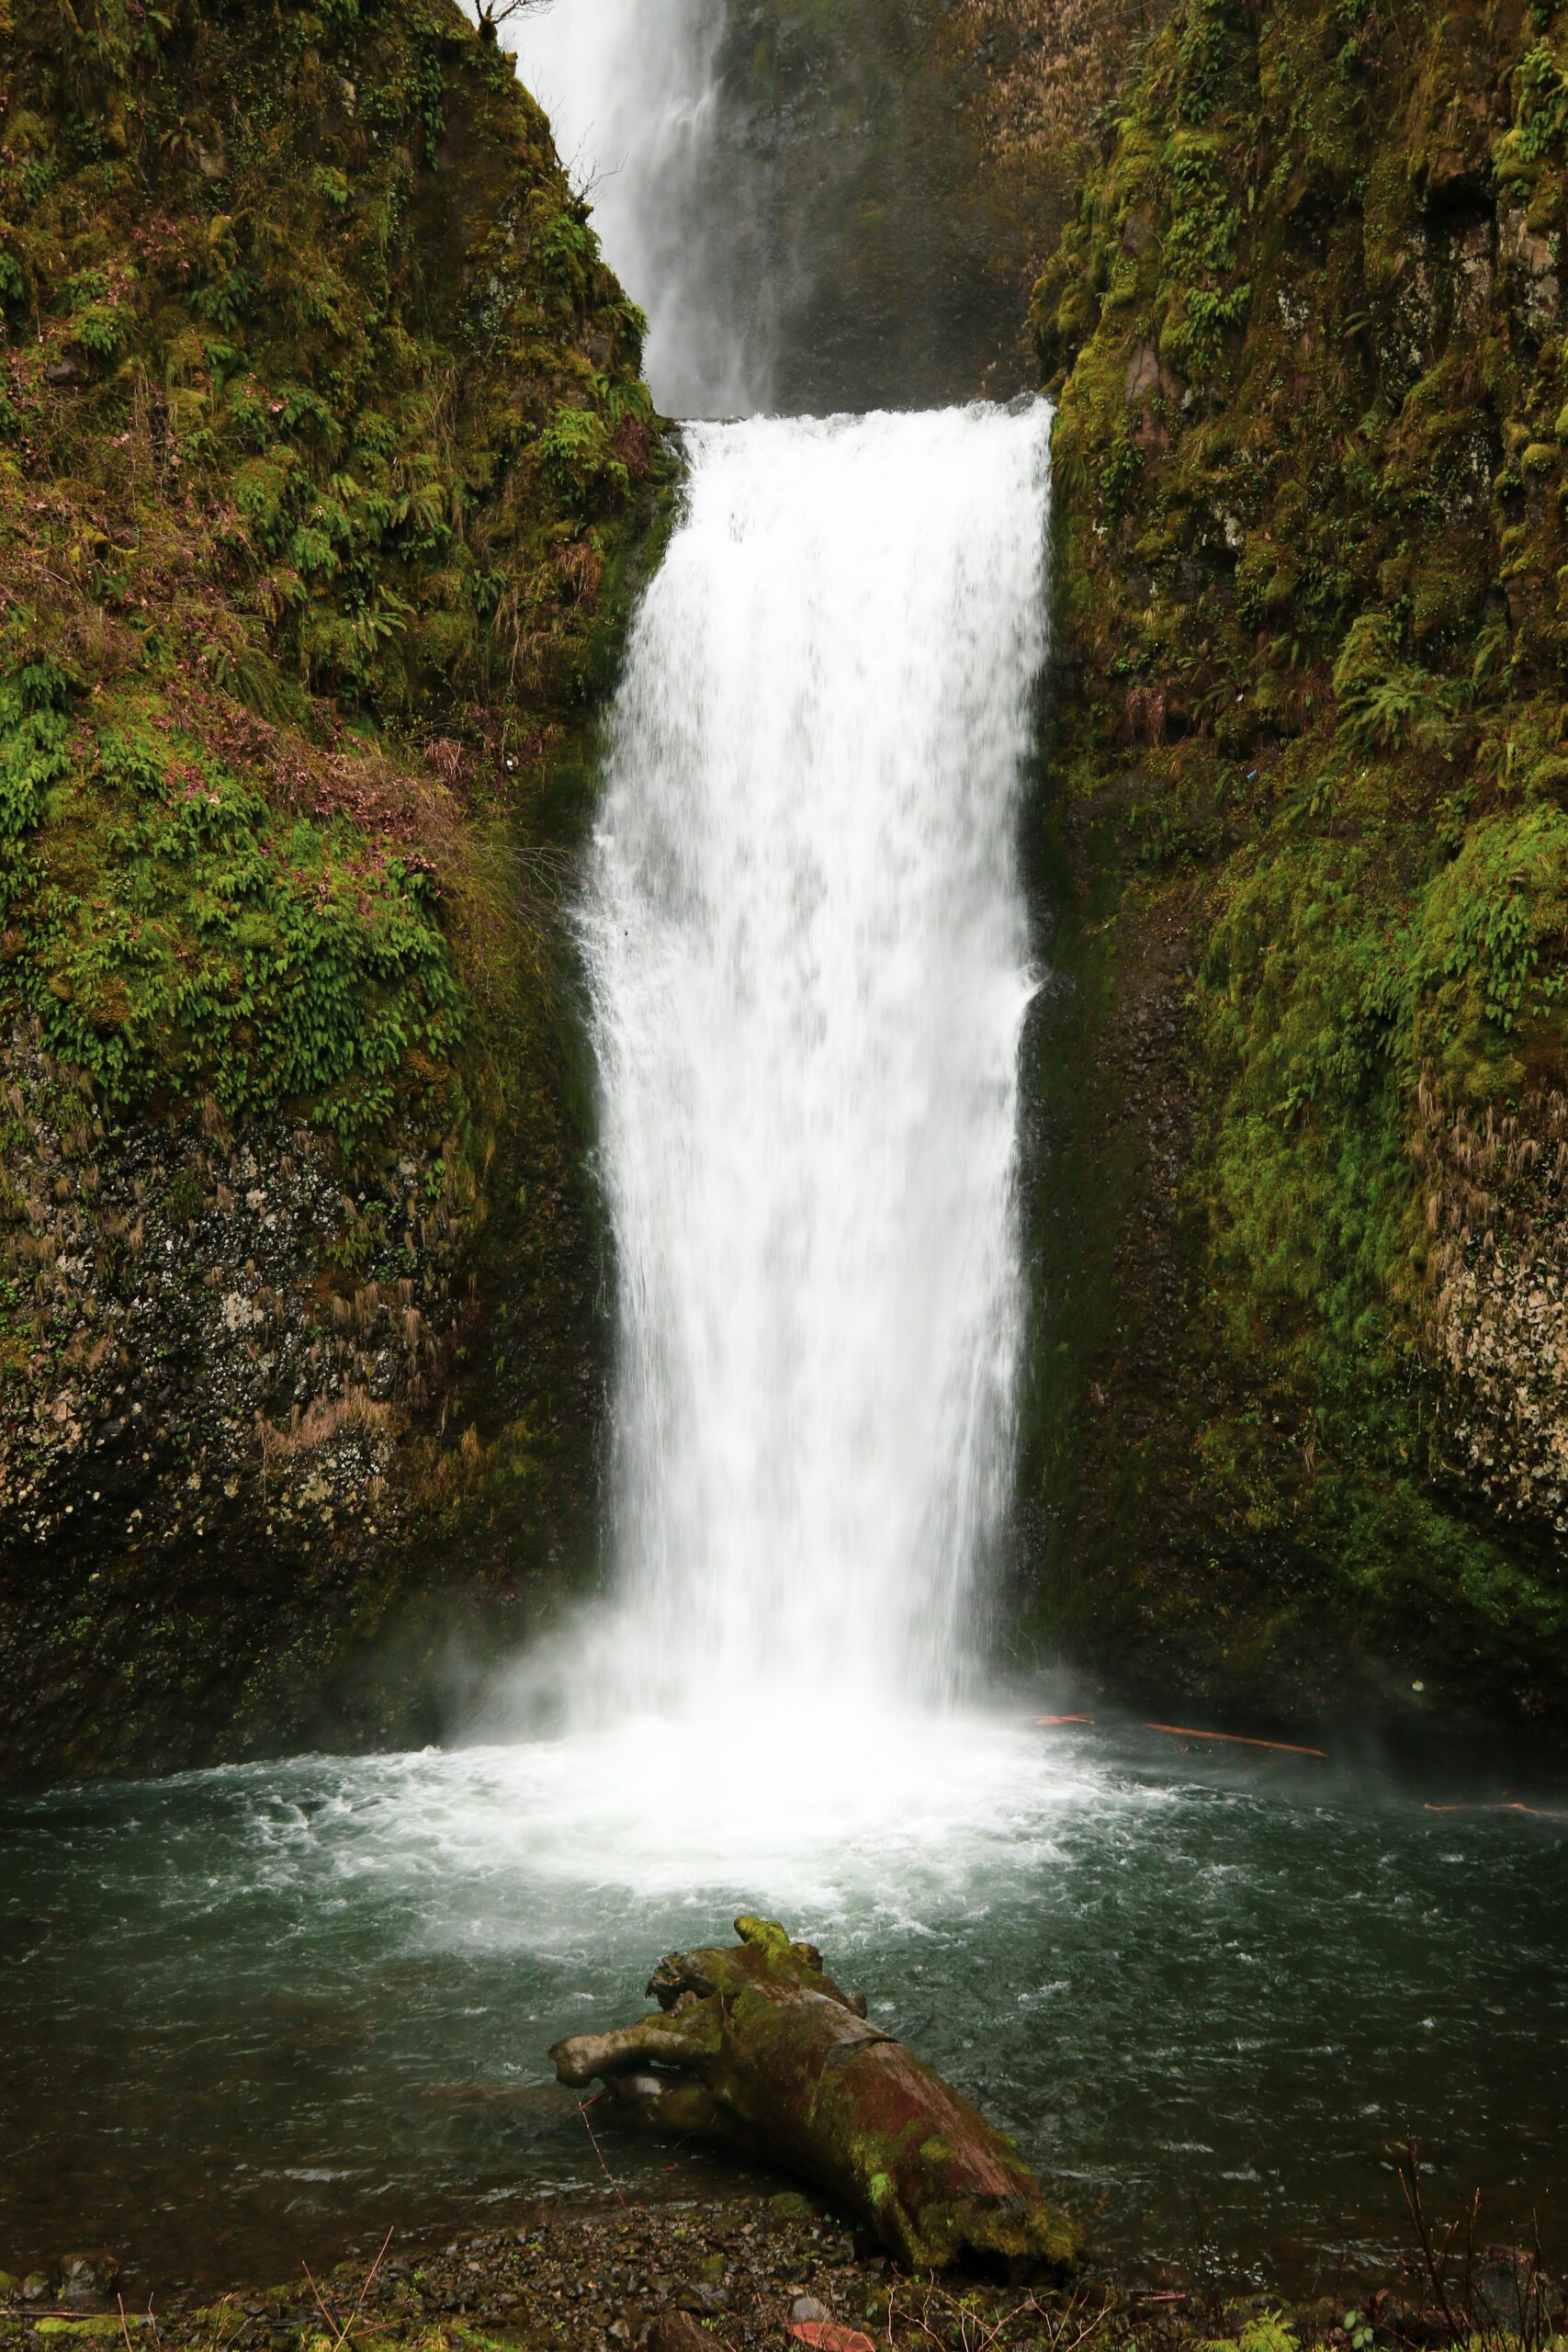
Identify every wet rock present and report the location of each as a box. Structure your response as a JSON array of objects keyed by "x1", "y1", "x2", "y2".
[
  {"x1": 61, "y1": 2251, "x2": 119, "y2": 2307},
  {"x1": 21, "y1": 2272, "x2": 52, "y2": 2302},
  {"x1": 650, "y1": 2315, "x2": 725, "y2": 2352},
  {"x1": 680, "y1": 2279, "x2": 730, "y2": 2313},
  {"x1": 1120, "y1": 205, "x2": 1156, "y2": 261},
  {"x1": 0, "y1": 1023, "x2": 490, "y2": 1781},
  {"x1": 1421, "y1": 1091, "x2": 1568, "y2": 1538}
]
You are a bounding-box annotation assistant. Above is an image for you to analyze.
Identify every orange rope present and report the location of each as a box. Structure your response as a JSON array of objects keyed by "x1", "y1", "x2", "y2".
[
  {"x1": 1424, "y1": 1800, "x2": 1568, "y2": 1819},
  {"x1": 1145, "y1": 1723, "x2": 1327, "y2": 1758}
]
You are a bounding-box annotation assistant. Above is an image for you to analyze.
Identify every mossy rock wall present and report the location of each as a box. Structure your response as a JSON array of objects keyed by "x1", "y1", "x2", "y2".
[
  {"x1": 0, "y1": 0, "x2": 670, "y2": 1782},
  {"x1": 1021, "y1": 0, "x2": 1568, "y2": 1742}
]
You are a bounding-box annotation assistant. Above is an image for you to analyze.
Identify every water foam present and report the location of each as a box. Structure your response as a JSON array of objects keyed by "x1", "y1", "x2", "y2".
[{"x1": 248, "y1": 1714, "x2": 1111, "y2": 1920}]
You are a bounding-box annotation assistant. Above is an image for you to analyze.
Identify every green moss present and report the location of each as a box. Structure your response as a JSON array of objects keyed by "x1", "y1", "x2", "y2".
[
  {"x1": 34, "y1": 2324, "x2": 143, "y2": 2340},
  {"x1": 0, "y1": 688, "x2": 462, "y2": 1155},
  {"x1": 0, "y1": 0, "x2": 660, "y2": 1171},
  {"x1": 1024, "y1": 0, "x2": 1568, "y2": 1736},
  {"x1": 0, "y1": 0, "x2": 678, "y2": 1787}
]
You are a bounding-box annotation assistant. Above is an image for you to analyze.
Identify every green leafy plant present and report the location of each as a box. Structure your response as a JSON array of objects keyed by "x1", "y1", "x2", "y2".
[
  {"x1": 1512, "y1": 40, "x2": 1568, "y2": 164},
  {"x1": 537, "y1": 404, "x2": 630, "y2": 513},
  {"x1": 1333, "y1": 614, "x2": 1461, "y2": 757},
  {"x1": 0, "y1": 663, "x2": 73, "y2": 842}
]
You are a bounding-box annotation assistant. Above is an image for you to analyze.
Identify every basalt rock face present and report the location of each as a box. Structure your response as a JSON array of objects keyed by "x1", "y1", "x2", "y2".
[
  {"x1": 663, "y1": 0, "x2": 1171, "y2": 414},
  {"x1": 1022, "y1": 0, "x2": 1568, "y2": 1741},
  {"x1": 0, "y1": 0, "x2": 666, "y2": 1781}
]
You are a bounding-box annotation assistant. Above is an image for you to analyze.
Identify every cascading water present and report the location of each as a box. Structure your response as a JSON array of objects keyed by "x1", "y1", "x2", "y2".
[
  {"x1": 513, "y1": 0, "x2": 767, "y2": 416},
  {"x1": 511, "y1": 0, "x2": 1031, "y2": 418},
  {"x1": 493, "y1": 0, "x2": 1057, "y2": 1745},
  {"x1": 578, "y1": 404, "x2": 1051, "y2": 1720}
]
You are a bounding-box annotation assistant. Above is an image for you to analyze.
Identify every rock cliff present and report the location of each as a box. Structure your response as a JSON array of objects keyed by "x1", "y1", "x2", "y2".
[
  {"x1": 1023, "y1": 0, "x2": 1568, "y2": 1741},
  {"x1": 0, "y1": 0, "x2": 664, "y2": 1779},
  {"x1": 12, "y1": 0, "x2": 1568, "y2": 1779}
]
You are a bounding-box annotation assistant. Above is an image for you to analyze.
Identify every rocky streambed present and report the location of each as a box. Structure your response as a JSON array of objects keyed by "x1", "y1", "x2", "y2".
[
  {"x1": 0, "y1": 2198, "x2": 1059, "y2": 2352},
  {"x1": 1, "y1": 2192, "x2": 1560, "y2": 2352}
]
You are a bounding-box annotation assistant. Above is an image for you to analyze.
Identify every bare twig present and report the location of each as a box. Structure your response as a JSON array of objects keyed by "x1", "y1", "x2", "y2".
[
  {"x1": 474, "y1": 0, "x2": 545, "y2": 33},
  {"x1": 1398, "y1": 2133, "x2": 1462, "y2": 2339},
  {"x1": 299, "y1": 2262, "x2": 343, "y2": 2346},
  {"x1": 339, "y1": 2227, "x2": 396, "y2": 2346},
  {"x1": 299, "y1": 2226, "x2": 394, "y2": 2351},
  {"x1": 578, "y1": 2091, "x2": 630, "y2": 2211}
]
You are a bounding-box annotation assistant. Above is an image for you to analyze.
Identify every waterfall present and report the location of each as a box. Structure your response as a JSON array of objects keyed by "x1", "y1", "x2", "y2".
[
  {"x1": 578, "y1": 403, "x2": 1052, "y2": 1722},
  {"x1": 513, "y1": 0, "x2": 769, "y2": 417}
]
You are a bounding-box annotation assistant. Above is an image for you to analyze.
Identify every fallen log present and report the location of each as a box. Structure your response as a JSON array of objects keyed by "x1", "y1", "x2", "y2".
[{"x1": 549, "y1": 1915, "x2": 1079, "y2": 2277}]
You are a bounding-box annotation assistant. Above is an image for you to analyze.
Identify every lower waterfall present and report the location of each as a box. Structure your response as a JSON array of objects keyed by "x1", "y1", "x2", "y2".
[{"x1": 576, "y1": 401, "x2": 1052, "y2": 1723}]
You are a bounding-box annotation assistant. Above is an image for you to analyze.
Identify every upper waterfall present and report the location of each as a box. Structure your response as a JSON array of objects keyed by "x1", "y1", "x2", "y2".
[
  {"x1": 513, "y1": 0, "x2": 767, "y2": 417},
  {"x1": 510, "y1": 0, "x2": 1038, "y2": 418},
  {"x1": 579, "y1": 402, "x2": 1053, "y2": 1719}
]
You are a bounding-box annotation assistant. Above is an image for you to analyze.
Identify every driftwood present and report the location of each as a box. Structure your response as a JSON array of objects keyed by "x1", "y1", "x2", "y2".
[{"x1": 550, "y1": 1916, "x2": 1079, "y2": 2276}]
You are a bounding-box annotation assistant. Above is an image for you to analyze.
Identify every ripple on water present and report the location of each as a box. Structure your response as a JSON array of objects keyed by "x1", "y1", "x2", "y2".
[{"x1": 2, "y1": 1713, "x2": 1565, "y2": 2293}]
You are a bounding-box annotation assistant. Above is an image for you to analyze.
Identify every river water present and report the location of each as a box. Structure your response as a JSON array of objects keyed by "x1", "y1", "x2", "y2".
[{"x1": 3, "y1": 1721, "x2": 1565, "y2": 2291}]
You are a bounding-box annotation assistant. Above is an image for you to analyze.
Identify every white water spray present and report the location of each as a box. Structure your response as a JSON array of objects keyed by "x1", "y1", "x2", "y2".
[
  {"x1": 513, "y1": 0, "x2": 766, "y2": 416},
  {"x1": 576, "y1": 402, "x2": 1052, "y2": 1725}
]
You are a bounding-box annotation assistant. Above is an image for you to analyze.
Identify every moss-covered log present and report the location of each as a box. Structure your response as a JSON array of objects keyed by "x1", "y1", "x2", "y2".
[{"x1": 550, "y1": 1917, "x2": 1079, "y2": 2278}]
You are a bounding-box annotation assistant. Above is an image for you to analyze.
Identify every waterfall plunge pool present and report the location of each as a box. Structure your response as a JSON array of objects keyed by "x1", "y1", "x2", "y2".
[{"x1": 3, "y1": 1711, "x2": 1564, "y2": 2296}]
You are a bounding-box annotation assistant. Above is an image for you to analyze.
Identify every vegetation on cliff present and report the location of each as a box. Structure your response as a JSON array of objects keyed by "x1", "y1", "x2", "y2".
[
  {"x1": 1026, "y1": 0, "x2": 1568, "y2": 1735},
  {"x1": 936, "y1": 0, "x2": 1171, "y2": 309},
  {"x1": 0, "y1": 0, "x2": 650, "y2": 1146},
  {"x1": 0, "y1": 0, "x2": 664, "y2": 1779}
]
